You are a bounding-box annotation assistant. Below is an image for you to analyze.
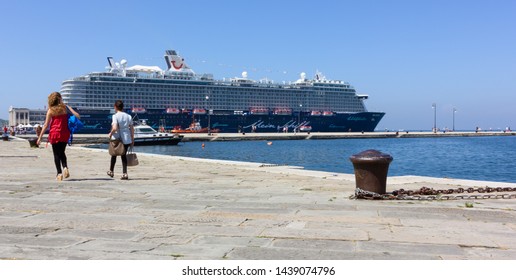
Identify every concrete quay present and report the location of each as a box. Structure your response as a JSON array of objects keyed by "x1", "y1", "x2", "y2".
[
  {"x1": 1, "y1": 137, "x2": 516, "y2": 260},
  {"x1": 14, "y1": 130, "x2": 516, "y2": 144}
]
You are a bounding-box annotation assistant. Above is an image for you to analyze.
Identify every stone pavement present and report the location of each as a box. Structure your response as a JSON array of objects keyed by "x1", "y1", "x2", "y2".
[{"x1": 1, "y1": 138, "x2": 515, "y2": 260}]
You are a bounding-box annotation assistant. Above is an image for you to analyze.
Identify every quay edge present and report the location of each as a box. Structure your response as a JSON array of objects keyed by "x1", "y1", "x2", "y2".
[{"x1": 12, "y1": 131, "x2": 516, "y2": 145}]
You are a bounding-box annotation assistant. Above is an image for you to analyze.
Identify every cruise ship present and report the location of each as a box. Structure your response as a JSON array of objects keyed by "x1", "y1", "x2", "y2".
[{"x1": 61, "y1": 50, "x2": 384, "y2": 133}]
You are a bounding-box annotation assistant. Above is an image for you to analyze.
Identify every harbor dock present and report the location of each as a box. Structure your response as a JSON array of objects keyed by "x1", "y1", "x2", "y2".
[
  {"x1": 1, "y1": 137, "x2": 516, "y2": 260},
  {"x1": 15, "y1": 130, "x2": 516, "y2": 144}
]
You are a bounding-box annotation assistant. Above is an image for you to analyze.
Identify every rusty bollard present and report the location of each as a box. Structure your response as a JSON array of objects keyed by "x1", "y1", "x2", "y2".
[{"x1": 349, "y1": 150, "x2": 393, "y2": 195}]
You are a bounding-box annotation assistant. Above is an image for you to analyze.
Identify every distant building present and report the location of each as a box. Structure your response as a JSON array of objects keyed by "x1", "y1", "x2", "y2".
[{"x1": 8, "y1": 106, "x2": 46, "y2": 127}]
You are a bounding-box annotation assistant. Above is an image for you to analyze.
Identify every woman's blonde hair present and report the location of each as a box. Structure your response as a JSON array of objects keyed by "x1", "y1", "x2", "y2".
[{"x1": 48, "y1": 92, "x2": 66, "y2": 115}]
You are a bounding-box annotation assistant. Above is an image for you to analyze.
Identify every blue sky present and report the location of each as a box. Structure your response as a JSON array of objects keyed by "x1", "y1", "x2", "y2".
[{"x1": 1, "y1": 0, "x2": 514, "y2": 130}]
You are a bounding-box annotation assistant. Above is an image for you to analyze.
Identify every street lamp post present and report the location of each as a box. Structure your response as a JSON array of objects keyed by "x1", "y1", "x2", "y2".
[
  {"x1": 298, "y1": 104, "x2": 302, "y2": 132},
  {"x1": 432, "y1": 103, "x2": 437, "y2": 133},
  {"x1": 205, "y1": 95, "x2": 210, "y2": 135},
  {"x1": 298, "y1": 104, "x2": 303, "y2": 123},
  {"x1": 453, "y1": 107, "x2": 457, "y2": 131}
]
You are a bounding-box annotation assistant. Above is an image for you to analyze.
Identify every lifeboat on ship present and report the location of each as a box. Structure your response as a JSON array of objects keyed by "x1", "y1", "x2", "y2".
[
  {"x1": 273, "y1": 108, "x2": 292, "y2": 115},
  {"x1": 250, "y1": 107, "x2": 269, "y2": 115},
  {"x1": 193, "y1": 108, "x2": 207, "y2": 115},
  {"x1": 131, "y1": 107, "x2": 146, "y2": 114},
  {"x1": 322, "y1": 111, "x2": 334, "y2": 116},
  {"x1": 166, "y1": 107, "x2": 180, "y2": 114},
  {"x1": 310, "y1": 110, "x2": 322, "y2": 116}
]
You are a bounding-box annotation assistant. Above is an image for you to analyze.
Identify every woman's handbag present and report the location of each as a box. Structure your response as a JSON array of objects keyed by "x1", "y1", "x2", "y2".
[
  {"x1": 108, "y1": 116, "x2": 125, "y2": 156},
  {"x1": 109, "y1": 139, "x2": 125, "y2": 156},
  {"x1": 126, "y1": 146, "x2": 139, "y2": 166}
]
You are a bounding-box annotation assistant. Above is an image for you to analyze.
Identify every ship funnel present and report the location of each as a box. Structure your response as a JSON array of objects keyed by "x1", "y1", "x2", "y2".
[
  {"x1": 164, "y1": 50, "x2": 195, "y2": 74},
  {"x1": 164, "y1": 50, "x2": 185, "y2": 71},
  {"x1": 164, "y1": 53, "x2": 172, "y2": 69}
]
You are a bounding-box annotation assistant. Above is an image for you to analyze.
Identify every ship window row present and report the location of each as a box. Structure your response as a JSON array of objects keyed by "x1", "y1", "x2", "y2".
[
  {"x1": 85, "y1": 83, "x2": 354, "y2": 94},
  {"x1": 80, "y1": 89, "x2": 357, "y2": 104},
  {"x1": 84, "y1": 91, "x2": 351, "y2": 102},
  {"x1": 71, "y1": 102, "x2": 363, "y2": 112},
  {"x1": 87, "y1": 80, "x2": 353, "y2": 91},
  {"x1": 79, "y1": 92, "x2": 364, "y2": 112},
  {"x1": 77, "y1": 79, "x2": 356, "y2": 92},
  {"x1": 70, "y1": 84, "x2": 362, "y2": 111}
]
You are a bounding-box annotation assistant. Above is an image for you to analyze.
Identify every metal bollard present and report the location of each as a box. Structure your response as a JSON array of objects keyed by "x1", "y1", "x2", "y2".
[{"x1": 349, "y1": 149, "x2": 393, "y2": 194}]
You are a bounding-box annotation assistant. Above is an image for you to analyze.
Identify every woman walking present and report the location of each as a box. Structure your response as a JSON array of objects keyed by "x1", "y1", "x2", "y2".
[
  {"x1": 107, "y1": 100, "x2": 134, "y2": 180},
  {"x1": 37, "y1": 92, "x2": 80, "y2": 181}
]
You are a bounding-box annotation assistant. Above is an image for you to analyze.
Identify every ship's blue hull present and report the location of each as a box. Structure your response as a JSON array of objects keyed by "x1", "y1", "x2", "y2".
[{"x1": 76, "y1": 109, "x2": 384, "y2": 134}]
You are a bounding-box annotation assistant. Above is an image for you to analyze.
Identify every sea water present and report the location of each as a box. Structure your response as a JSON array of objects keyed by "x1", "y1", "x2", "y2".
[{"x1": 96, "y1": 136, "x2": 516, "y2": 183}]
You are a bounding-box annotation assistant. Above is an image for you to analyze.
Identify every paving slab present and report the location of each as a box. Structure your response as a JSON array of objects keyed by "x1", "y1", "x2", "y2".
[{"x1": 1, "y1": 138, "x2": 515, "y2": 260}]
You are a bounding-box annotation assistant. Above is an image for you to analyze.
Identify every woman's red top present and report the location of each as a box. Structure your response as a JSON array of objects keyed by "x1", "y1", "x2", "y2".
[{"x1": 48, "y1": 114, "x2": 70, "y2": 144}]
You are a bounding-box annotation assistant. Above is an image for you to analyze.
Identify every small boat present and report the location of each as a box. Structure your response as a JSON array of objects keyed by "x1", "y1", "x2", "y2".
[
  {"x1": 310, "y1": 110, "x2": 321, "y2": 116},
  {"x1": 322, "y1": 111, "x2": 334, "y2": 116},
  {"x1": 299, "y1": 125, "x2": 312, "y2": 132},
  {"x1": 133, "y1": 121, "x2": 183, "y2": 145},
  {"x1": 171, "y1": 122, "x2": 220, "y2": 134}
]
